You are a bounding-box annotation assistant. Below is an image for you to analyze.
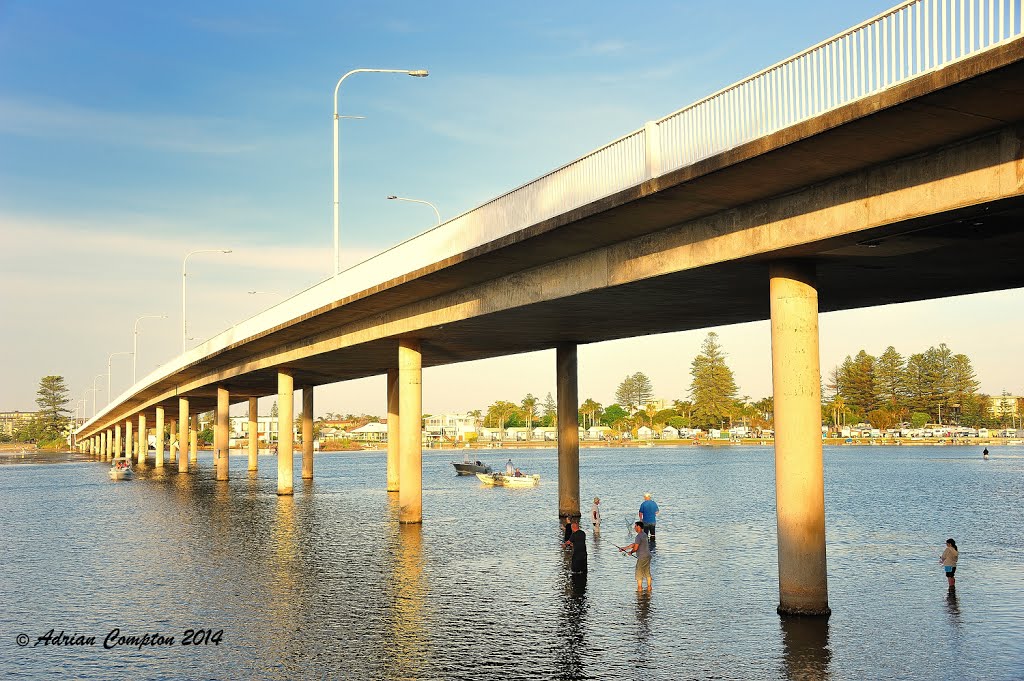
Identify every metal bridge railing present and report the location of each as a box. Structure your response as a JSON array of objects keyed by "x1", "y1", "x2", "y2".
[
  {"x1": 341, "y1": 0, "x2": 1022, "y2": 298},
  {"x1": 657, "y1": 0, "x2": 1023, "y2": 173}
]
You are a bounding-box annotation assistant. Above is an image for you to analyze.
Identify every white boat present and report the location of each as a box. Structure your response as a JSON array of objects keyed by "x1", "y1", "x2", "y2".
[
  {"x1": 109, "y1": 457, "x2": 134, "y2": 480},
  {"x1": 476, "y1": 472, "x2": 540, "y2": 487}
]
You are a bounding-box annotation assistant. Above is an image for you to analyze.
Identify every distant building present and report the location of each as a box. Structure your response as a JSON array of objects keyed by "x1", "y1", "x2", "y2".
[
  {"x1": 0, "y1": 410, "x2": 37, "y2": 437},
  {"x1": 227, "y1": 415, "x2": 291, "y2": 443},
  {"x1": 350, "y1": 422, "x2": 388, "y2": 442},
  {"x1": 988, "y1": 395, "x2": 1022, "y2": 420},
  {"x1": 424, "y1": 413, "x2": 479, "y2": 442}
]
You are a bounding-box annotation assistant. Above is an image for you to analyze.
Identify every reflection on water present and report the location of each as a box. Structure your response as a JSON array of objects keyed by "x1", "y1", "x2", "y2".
[
  {"x1": 557, "y1": 567, "x2": 588, "y2": 680},
  {"x1": 945, "y1": 588, "x2": 962, "y2": 626},
  {"x1": 390, "y1": 523, "x2": 427, "y2": 680},
  {"x1": 1, "y1": 445, "x2": 1022, "y2": 680},
  {"x1": 780, "y1": 616, "x2": 831, "y2": 680}
]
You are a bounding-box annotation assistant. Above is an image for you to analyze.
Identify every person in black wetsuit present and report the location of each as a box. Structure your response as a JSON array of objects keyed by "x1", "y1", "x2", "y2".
[{"x1": 564, "y1": 519, "x2": 587, "y2": 575}]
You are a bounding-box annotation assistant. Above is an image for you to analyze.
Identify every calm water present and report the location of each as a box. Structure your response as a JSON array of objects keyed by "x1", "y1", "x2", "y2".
[{"x1": 1, "y1": 445, "x2": 1022, "y2": 680}]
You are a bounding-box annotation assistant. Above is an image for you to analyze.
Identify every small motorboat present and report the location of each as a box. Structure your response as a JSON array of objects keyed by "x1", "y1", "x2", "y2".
[
  {"x1": 476, "y1": 472, "x2": 540, "y2": 487},
  {"x1": 109, "y1": 457, "x2": 134, "y2": 480},
  {"x1": 452, "y1": 454, "x2": 492, "y2": 476}
]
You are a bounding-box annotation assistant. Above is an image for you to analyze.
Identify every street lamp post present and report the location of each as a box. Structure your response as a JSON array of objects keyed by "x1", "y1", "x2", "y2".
[
  {"x1": 182, "y1": 249, "x2": 232, "y2": 353},
  {"x1": 92, "y1": 375, "x2": 106, "y2": 417},
  {"x1": 386, "y1": 195, "x2": 441, "y2": 225},
  {"x1": 133, "y1": 314, "x2": 167, "y2": 384},
  {"x1": 107, "y1": 350, "x2": 133, "y2": 405},
  {"x1": 333, "y1": 68, "x2": 429, "y2": 275}
]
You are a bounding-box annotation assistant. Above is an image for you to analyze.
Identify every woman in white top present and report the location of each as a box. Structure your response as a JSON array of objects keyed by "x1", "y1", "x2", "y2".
[{"x1": 939, "y1": 538, "x2": 959, "y2": 589}]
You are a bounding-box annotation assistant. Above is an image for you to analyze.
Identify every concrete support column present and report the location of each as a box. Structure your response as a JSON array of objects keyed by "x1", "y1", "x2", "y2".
[
  {"x1": 556, "y1": 343, "x2": 581, "y2": 521},
  {"x1": 178, "y1": 399, "x2": 189, "y2": 473},
  {"x1": 155, "y1": 407, "x2": 165, "y2": 468},
  {"x1": 302, "y1": 387, "x2": 314, "y2": 480},
  {"x1": 386, "y1": 368, "x2": 400, "y2": 492},
  {"x1": 216, "y1": 386, "x2": 229, "y2": 481},
  {"x1": 277, "y1": 370, "x2": 294, "y2": 495},
  {"x1": 398, "y1": 339, "x2": 422, "y2": 523},
  {"x1": 125, "y1": 420, "x2": 133, "y2": 464},
  {"x1": 770, "y1": 261, "x2": 830, "y2": 617},
  {"x1": 189, "y1": 414, "x2": 198, "y2": 464},
  {"x1": 101, "y1": 431, "x2": 107, "y2": 461},
  {"x1": 248, "y1": 397, "x2": 258, "y2": 472},
  {"x1": 106, "y1": 428, "x2": 113, "y2": 460},
  {"x1": 114, "y1": 425, "x2": 121, "y2": 460},
  {"x1": 168, "y1": 418, "x2": 177, "y2": 464},
  {"x1": 138, "y1": 414, "x2": 147, "y2": 466}
]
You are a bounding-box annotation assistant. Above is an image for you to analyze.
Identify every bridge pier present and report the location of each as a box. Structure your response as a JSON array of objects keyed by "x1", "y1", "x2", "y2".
[
  {"x1": 125, "y1": 420, "x2": 133, "y2": 465},
  {"x1": 386, "y1": 368, "x2": 400, "y2": 492},
  {"x1": 398, "y1": 339, "x2": 422, "y2": 523},
  {"x1": 106, "y1": 428, "x2": 112, "y2": 460},
  {"x1": 138, "y1": 414, "x2": 147, "y2": 466},
  {"x1": 114, "y1": 425, "x2": 121, "y2": 460},
  {"x1": 302, "y1": 388, "x2": 313, "y2": 480},
  {"x1": 557, "y1": 344, "x2": 581, "y2": 521},
  {"x1": 216, "y1": 386, "x2": 229, "y2": 481},
  {"x1": 248, "y1": 398, "x2": 258, "y2": 471},
  {"x1": 168, "y1": 417, "x2": 177, "y2": 464},
  {"x1": 155, "y1": 407, "x2": 165, "y2": 468},
  {"x1": 189, "y1": 414, "x2": 198, "y2": 464},
  {"x1": 770, "y1": 262, "x2": 830, "y2": 617},
  {"x1": 277, "y1": 370, "x2": 294, "y2": 495},
  {"x1": 178, "y1": 399, "x2": 189, "y2": 473}
]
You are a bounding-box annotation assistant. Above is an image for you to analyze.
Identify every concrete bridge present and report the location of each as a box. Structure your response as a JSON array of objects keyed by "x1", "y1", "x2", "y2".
[{"x1": 76, "y1": 0, "x2": 1024, "y2": 616}]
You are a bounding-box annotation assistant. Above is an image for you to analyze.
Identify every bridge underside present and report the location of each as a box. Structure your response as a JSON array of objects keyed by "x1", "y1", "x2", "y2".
[{"x1": 87, "y1": 41, "x2": 1024, "y2": 424}]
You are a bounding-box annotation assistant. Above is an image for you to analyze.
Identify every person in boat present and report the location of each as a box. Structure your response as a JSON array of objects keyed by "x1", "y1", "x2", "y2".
[
  {"x1": 475, "y1": 460, "x2": 482, "y2": 466},
  {"x1": 513, "y1": 468, "x2": 524, "y2": 477},
  {"x1": 505, "y1": 458, "x2": 514, "y2": 475},
  {"x1": 564, "y1": 519, "x2": 587, "y2": 575}
]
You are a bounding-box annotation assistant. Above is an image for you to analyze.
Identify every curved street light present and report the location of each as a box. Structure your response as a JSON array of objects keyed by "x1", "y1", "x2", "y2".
[
  {"x1": 333, "y1": 68, "x2": 429, "y2": 275},
  {"x1": 133, "y1": 314, "x2": 167, "y2": 384},
  {"x1": 182, "y1": 249, "x2": 232, "y2": 353},
  {"x1": 107, "y1": 350, "x2": 133, "y2": 406},
  {"x1": 386, "y1": 195, "x2": 441, "y2": 225}
]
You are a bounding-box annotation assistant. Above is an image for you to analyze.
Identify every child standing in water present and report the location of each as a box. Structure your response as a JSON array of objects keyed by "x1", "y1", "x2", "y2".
[{"x1": 939, "y1": 538, "x2": 959, "y2": 589}]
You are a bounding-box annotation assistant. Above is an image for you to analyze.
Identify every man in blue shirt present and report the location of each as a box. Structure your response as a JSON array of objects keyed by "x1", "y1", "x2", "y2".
[{"x1": 639, "y1": 493, "x2": 659, "y2": 541}]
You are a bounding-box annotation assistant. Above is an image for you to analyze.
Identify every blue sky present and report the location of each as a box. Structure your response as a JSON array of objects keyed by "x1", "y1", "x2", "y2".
[{"x1": 1, "y1": 0, "x2": 1021, "y2": 417}]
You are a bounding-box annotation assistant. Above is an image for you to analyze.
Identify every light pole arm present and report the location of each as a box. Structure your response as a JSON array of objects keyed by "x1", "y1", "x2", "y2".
[
  {"x1": 387, "y1": 196, "x2": 442, "y2": 225},
  {"x1": 182, "y1": 249, "x2": 231, "y2": 353},
  {"x1": 333, "y1": 67, "x2": 429, "y2": 276}
]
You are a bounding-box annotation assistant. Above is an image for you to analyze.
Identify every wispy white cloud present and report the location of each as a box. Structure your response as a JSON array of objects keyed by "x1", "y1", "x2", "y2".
[
  {"x1": 574, "y1": 39, "x2": 629, "y2": 56},
  {"x1": 186, "y1": 16, "x2": 287, "y2": 36},
  {"x1": 0, "y1": 212, "x2": 378, "y2": 273},
  {"x1": 0, "y1": 96, "x2": 257, "y2": 154}
]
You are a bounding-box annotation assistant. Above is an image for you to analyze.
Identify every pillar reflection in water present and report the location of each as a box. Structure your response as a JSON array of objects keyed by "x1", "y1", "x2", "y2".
[
  {"x1": 779, "y1": 616, "x2": 831, "y2": 680},
  {"x1": 556, "y1": 563, "x2": 589, "y2": 680},
  {"x1": 266, "y1": 496, "x2": 301, "y2": 662},
  {"x1": 389, "y1": 523, "x2": 427, "y2": 679}
]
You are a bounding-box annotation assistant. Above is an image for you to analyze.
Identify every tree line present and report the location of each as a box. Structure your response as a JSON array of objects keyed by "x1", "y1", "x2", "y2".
[{"x1": 825, "y1": 343, "x2": 1016, "y2": 429}]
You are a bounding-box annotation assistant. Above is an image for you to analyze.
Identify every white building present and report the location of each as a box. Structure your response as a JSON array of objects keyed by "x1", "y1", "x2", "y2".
[
  {"x1": 350, "y1": 422, "x2": 388, "y2": 442},
  {"x1": 424, "y1": 413, "x2": 480, "y2": 442}
]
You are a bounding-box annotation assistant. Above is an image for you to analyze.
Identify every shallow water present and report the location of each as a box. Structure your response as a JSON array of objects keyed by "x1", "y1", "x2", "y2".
[{"x1": 1, "y1": 445, "x2": 1021, "y2": 680}]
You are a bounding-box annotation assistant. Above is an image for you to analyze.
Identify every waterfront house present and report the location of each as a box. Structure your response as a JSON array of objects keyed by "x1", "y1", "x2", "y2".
[{"x1": 350, "y1": 422, "x2": 388, "y2": 442}]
